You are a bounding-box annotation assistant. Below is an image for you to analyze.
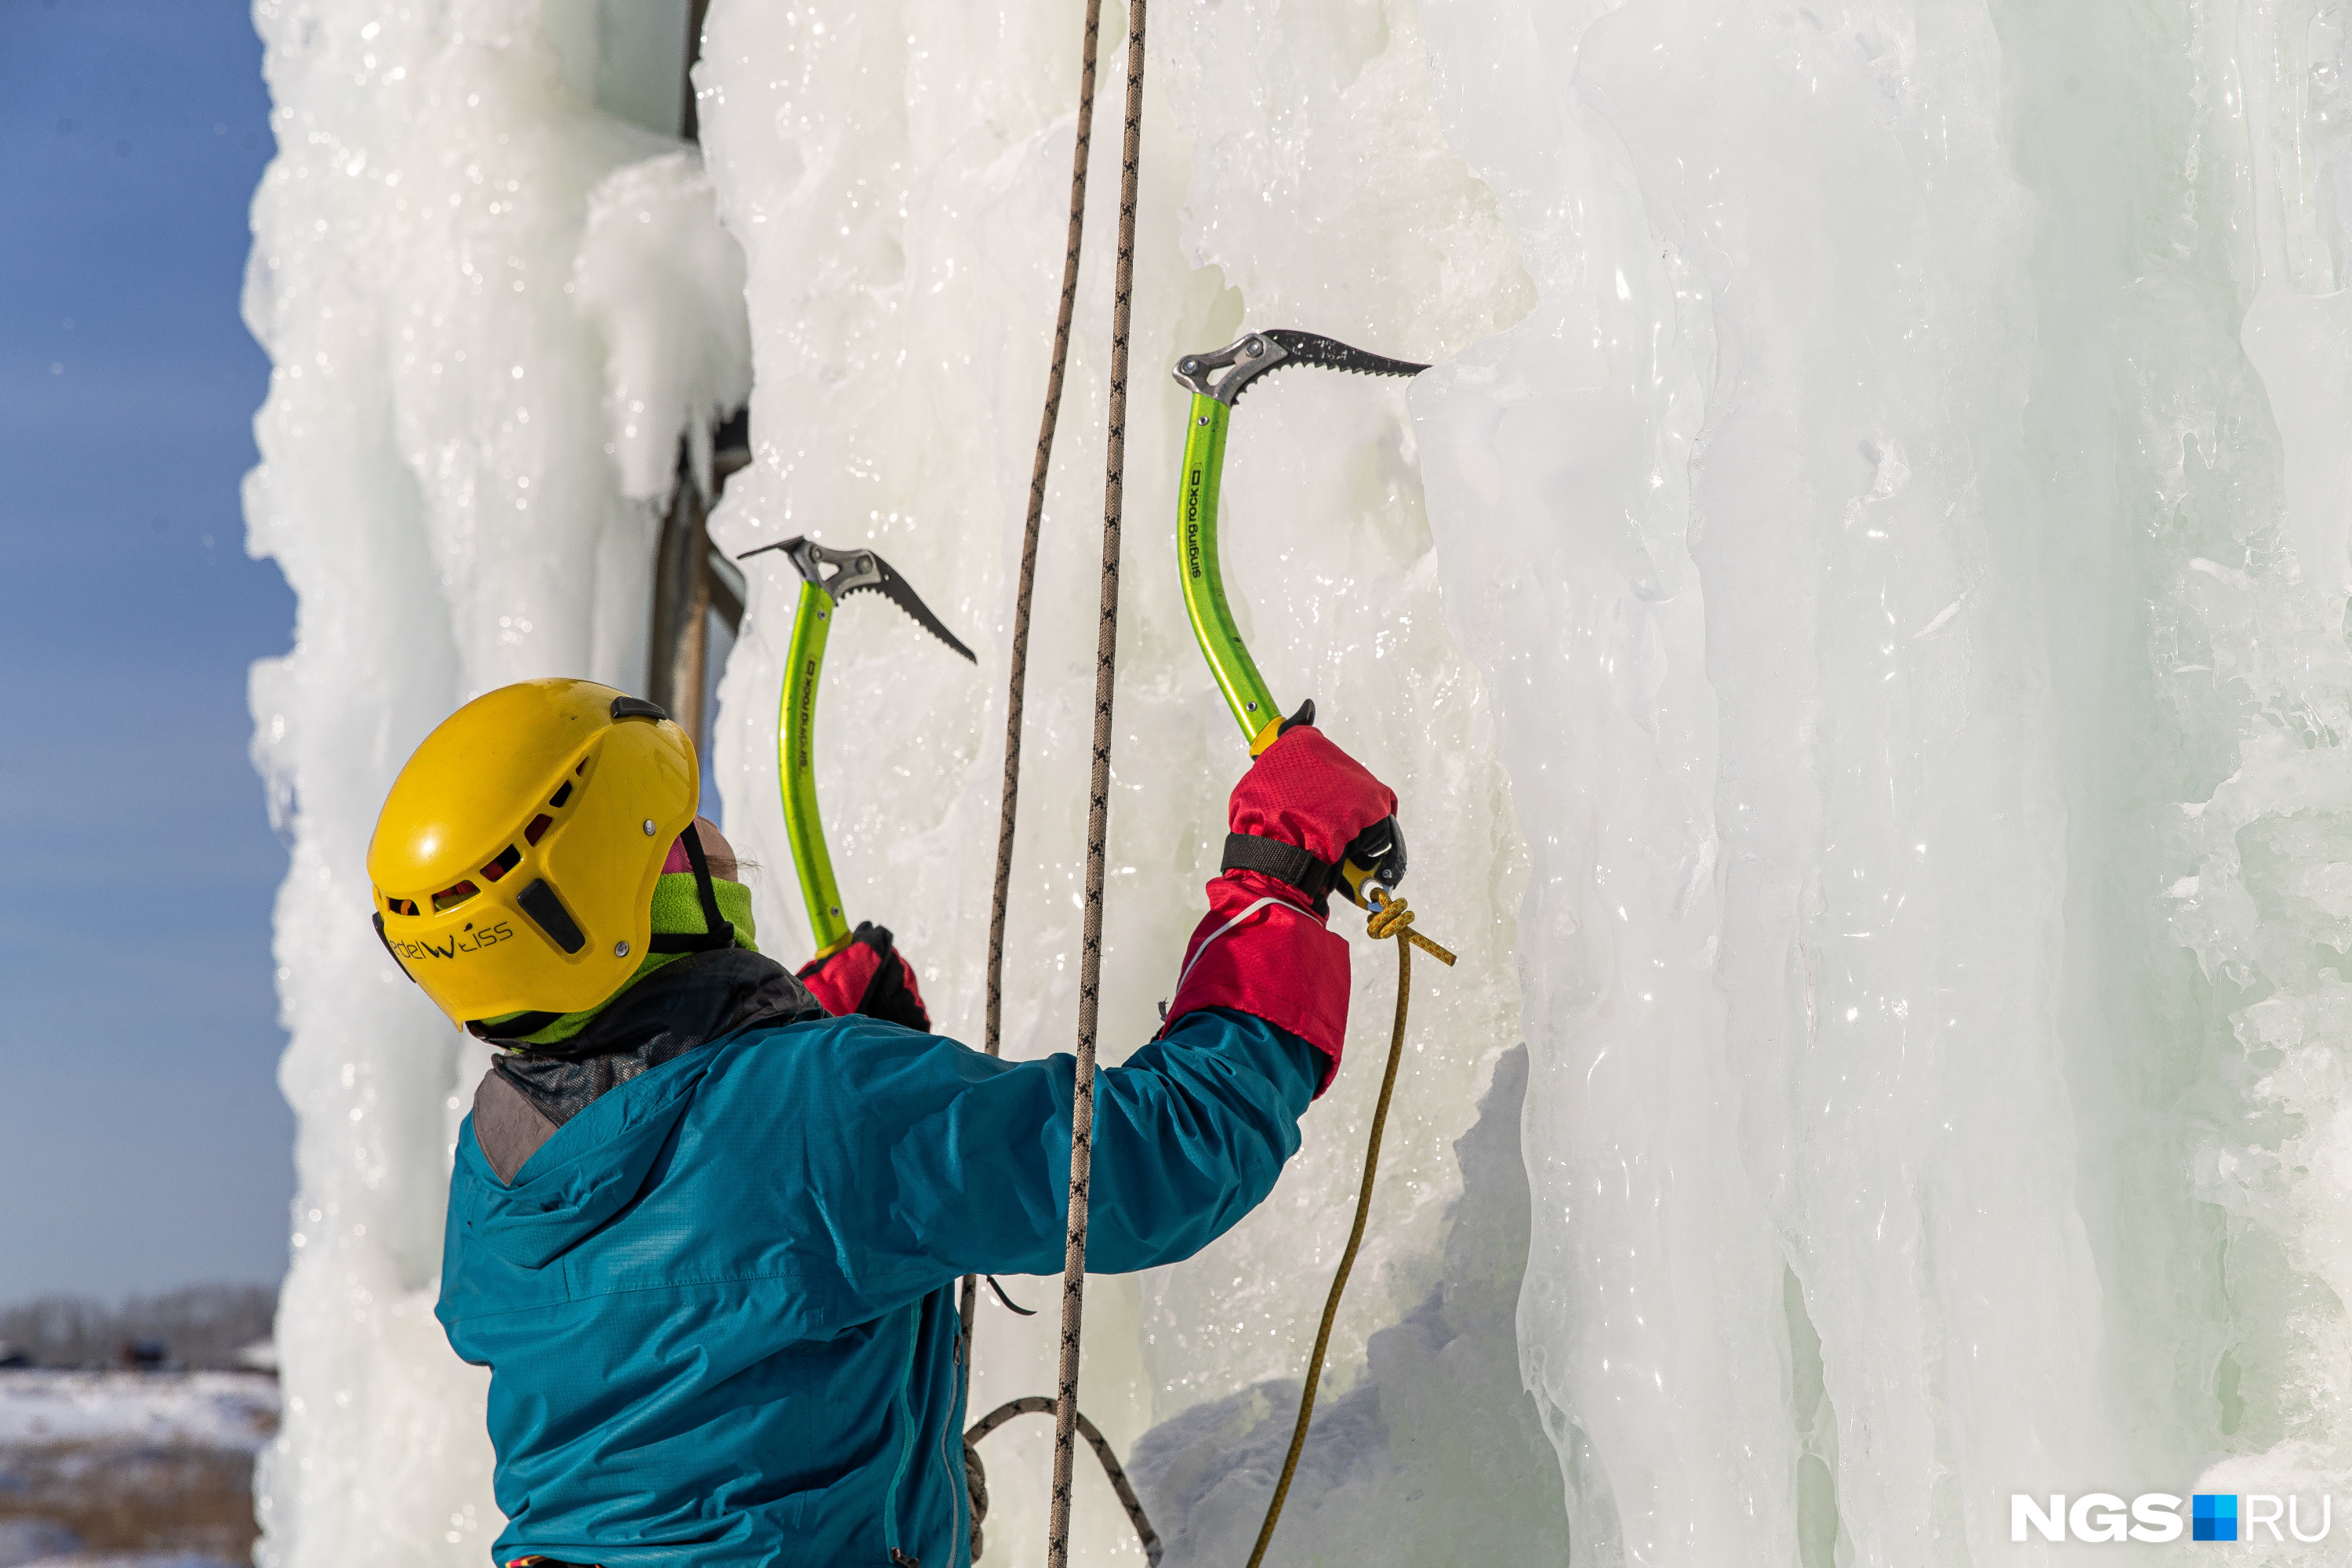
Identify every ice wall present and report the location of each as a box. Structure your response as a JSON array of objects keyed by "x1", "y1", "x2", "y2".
[
  {"x1": 248, "y1": 0, "x2": 2352, "y2": 1565},
  {"x1": 1411, "y1": 6, "x2": 2094, "y2": 1561},
  {"x1": 244, "y1": 2, "x2": 742, "y2": 1563}
]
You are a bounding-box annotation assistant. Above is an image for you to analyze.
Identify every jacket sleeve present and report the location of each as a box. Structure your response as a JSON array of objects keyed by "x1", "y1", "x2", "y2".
[{"x1": 804, "y1": 1006, "x2": 1322, "y2": 1282}]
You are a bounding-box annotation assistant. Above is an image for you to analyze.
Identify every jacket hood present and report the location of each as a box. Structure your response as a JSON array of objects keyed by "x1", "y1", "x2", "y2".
[
  {"x1": 454, "y1": 949, "x2": 824, "y2": 1271},
  {"x1": 454, "y1": 1048, "x2": 710, "y2": 1271}
]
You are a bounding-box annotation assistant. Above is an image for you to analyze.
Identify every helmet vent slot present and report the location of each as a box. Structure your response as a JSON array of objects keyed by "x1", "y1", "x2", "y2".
[
  {"x1": 481, "y1": 844, "x2": 522, "y2": 882},
  {"x1": 386, "y1": 897, "x2": 421, "y2": 917},
  {"x1": 524, "y1": 814, "x2": 553, "y2": 846},
  {"x1": 549, "y1": 781, "x2": 574, "y2": 808},
  {"x1": 432, "y1": 880, "x2": 481, "y2": 914},
  {"x1": 516, "y1": 879, "x2": 586, "y2": 954}
]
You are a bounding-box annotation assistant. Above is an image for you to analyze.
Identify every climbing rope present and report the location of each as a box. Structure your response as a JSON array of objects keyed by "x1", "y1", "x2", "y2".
[
  {"x1": 982, "y1": 0, "x2": 1105, "y2": 1068},
  {"x1": 1243, "y1": 892, "x2": 1454, "y2": 1568},
  {"x1": 1047, "y1": 1, "x2": 1149, "y2": 1563},
  {"x1": 964, "y1": 0, "x2": 1105, "y2": 1414},
  {"x1": 966, "y1": 1397, "x2": 1163, "y2": 1566},
  {"x1": 957, "y1": 4, "x2": 1169, "y2": 1564},
  {"x1": 958, "y1": 3, "x2": 1460, "y2": 1563}
]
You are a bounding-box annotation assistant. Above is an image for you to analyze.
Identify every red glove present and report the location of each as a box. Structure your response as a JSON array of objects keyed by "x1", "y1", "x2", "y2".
[
  {"x1": 1161, "y1": 725, "x2": 1399, "y2": 1094},
  {"x1": 1227, "y1": 724, "x2": 1399, "y2": 890},
  {"x1": 799, "y1": 922, "x2": 931, "y2": 1031}
]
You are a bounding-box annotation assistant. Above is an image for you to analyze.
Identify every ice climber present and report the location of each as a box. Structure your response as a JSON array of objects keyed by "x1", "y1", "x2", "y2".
[{"x1": 365, "y1": 677, "x2": 1396, "y2": 1568}]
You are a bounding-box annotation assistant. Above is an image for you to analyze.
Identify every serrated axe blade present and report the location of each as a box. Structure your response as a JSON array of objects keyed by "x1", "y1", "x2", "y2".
[
  {"x1": 740, "y1": 534, "x2": 978, "y2": 663},
  {"x1": 1260, "y1": 328, "x2": 1428, "y2": 381},
  {"x1": 841, "y1": 561, "x2": 977, "y2": 664}
]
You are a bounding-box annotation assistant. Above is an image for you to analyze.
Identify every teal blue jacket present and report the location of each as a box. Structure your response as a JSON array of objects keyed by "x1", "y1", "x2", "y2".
[{"x1": 436, "y1": 1005, "x2": 1319, "y2": 1568}]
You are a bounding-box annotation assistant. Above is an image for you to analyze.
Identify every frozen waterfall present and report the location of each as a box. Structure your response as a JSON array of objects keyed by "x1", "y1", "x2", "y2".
[{"x1": 242, "y1": 0, "x2": 2352, "y2": 1563}]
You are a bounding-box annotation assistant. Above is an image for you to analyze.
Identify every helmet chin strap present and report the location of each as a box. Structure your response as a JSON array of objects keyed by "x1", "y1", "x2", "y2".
[{"x1": 648, "y1": 823, "x2": 737, "y2": 955}]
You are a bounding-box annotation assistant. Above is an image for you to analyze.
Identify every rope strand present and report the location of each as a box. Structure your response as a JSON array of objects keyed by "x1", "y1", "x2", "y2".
[
  {"x1": 1243, "y1": 893, "x2": 1450, "y2": 1568},
  {"x1": 964, "y1": 0, "x2": 1106, "y2": 1413},
  {"x1": 967, "y1": 1398, "x2": 1163, "y2": 1566},
  {"x1": 983, "y1": 0, "x2": 1105, "y2": 1067},
  {"x1": 1046, "y1": 3, "x2": 1148, "y2": 1563}
]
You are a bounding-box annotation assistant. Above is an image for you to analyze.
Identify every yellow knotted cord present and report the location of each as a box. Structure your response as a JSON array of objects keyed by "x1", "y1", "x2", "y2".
[
  {"x1": 1364, "y1": 886, "x2": 1454, "y2": 964},
  {"x1": 1243, "y1": 890, "x2": 1454, "y2": 1568}
]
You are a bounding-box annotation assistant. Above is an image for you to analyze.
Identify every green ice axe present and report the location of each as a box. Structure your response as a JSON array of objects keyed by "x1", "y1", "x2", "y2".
[
  {"x1": 1178, "y1": 332, "x2": 1459, "y2": 1568},
  {"x1": 1171, "y1": 328, "x2": 1432, "y2": 914},
  {"x1": 738, "y1": 536, "x2": 976, "y2": 958}
]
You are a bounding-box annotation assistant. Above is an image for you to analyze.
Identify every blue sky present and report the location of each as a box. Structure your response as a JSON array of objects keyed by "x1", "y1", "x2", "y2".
[{"x1": 0, "y1": 1, "x2": 295, "y2": 1303}]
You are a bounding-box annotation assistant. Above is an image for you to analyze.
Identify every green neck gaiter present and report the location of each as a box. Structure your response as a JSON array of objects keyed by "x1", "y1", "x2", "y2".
[{"x1": 491, "y1": 873, "x2": 760, "y2": 1049}]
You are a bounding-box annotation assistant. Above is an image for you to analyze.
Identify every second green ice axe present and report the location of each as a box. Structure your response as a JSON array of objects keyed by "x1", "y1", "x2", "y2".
[{"x1": 739, "y1": 536, "x2": 976, "y2": 958}]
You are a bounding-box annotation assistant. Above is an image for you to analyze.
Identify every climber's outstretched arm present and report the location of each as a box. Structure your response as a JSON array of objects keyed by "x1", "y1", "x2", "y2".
[{"x1": 800, "y1": 723, "x2": 1399, "y2": 1287}]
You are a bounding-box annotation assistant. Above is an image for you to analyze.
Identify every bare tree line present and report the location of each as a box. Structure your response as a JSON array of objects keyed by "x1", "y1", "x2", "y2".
[{"x1": 0, "y1": 1283, "x2": 277, "y2": 1370}]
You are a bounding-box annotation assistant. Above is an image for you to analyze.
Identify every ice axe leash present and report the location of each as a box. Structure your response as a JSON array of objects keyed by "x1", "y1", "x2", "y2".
[
  {"x1": 736, "y1": 535, "x2": 975, "y2": 957},
  {"x1": 1172, "y1": 328, "x2": 1457, "y2": 1568}
]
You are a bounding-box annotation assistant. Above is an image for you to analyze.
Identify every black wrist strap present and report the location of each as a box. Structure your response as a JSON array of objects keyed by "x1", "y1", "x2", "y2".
[{"x1": 1221, "y1": 831, "x2": 1335, "y2": 899}]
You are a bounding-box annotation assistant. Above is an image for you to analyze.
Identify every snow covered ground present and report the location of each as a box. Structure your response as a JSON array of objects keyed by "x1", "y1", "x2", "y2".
[
  {"x1": 0, "y1": 1373, "x2": 273, "y2": 1568},
  {"x1": 0, "y1": 1541, "x2": 235, "y2": 1568},
  {"x1": 0, "y1": 1374, "x2": 276, "y2": 1454}
]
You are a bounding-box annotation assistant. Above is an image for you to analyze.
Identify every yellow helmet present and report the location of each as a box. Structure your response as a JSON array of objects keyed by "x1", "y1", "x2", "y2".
[{"x1": 368, "y1": 679, "x2": 717, "y2": 1026}]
